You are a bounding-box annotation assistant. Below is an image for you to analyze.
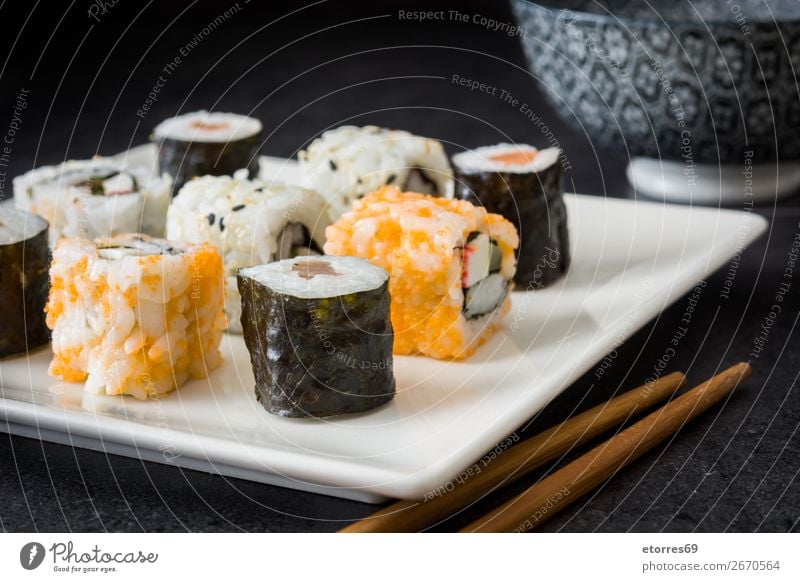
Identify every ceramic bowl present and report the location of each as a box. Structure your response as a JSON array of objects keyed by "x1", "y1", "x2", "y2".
[{"x1": 511, "y1": 0, "x2": 800, "y2": 167}]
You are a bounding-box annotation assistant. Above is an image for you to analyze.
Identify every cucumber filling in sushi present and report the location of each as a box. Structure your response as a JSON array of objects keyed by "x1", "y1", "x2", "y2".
[
  {"x1": 85, "y1": 171, "x2": 138, "y2": 195},
  {"x1": 25, "y1": 167, "x2": 141, "y2": 197},
  {"x1": 461, "y1": 232, "x2": 510, "y2": 320},
  {"x1": 24, "y1": 163, "x2": 139, "y2": 198}
]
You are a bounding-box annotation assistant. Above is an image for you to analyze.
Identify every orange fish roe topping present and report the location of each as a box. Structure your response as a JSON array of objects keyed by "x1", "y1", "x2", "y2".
[
  {"x1": 325, "y1": 187, "x2": 518, "y2": 359},
  {"x1": 45, "y1": 236, "x2": 225, "y2": 398}
]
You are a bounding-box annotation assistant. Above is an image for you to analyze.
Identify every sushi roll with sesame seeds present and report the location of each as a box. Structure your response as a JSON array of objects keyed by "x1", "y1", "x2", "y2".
[
  {"x1": 238, "y1": 255, "x2": 395, "y2": 418},
  {"x1": 152, "y1": 110, "x2": 262, "y2": 195},
  {"x1": 166, "y1": 174, "x2": 334, "y2": 332},
  {"x1": 296, "y1": 125, "x2": 453, "y2": 218},
  {"x1": 325, "y1": 187, "x2": 519, "y2": 360},
  {"x1": 452, "y1": 144, "x2": 569, "y2": 288},
  {"x1": 45, "y1": 234, "x2": 225, "y2": 398},
  {"x1": 13, "y1": 158, "x2": 172, "y2": 248},
  {"x1": 0, "y1": 208, "x2": 50, "y2": 358}
]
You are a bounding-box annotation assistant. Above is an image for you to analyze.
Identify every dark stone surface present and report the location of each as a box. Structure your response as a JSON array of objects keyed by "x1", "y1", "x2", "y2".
[{"x1": 0, "y1": 0, "x2": 798, "y2": 532}]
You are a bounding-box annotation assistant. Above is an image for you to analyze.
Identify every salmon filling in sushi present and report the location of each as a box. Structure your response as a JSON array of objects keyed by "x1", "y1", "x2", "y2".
[
  {"x1": 46, "y1": 234, "x2": 226, "y2": 398},
  {"x1": 324, "y1": 187, "x2": 518, "y2": 360}
]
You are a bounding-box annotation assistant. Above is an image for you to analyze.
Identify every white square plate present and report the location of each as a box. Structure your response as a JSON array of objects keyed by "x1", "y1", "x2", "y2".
[{"x1": 0, "y1": 151, "x2": 767, "y2": 503}]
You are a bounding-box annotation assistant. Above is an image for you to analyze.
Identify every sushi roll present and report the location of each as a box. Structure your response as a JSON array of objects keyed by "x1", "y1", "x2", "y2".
[
  {"x1": 0, "y1": 208, "x2": 49, "y2": 358},
  {"x1": 238, "y1": 256, "x2": 395, "y2": 418},
  {"x1": 45, "y1": 234, "x2": 225, "y2": 398},
  {"x1": 297, "y1": 125, "x2": 453, "y2": 218},
  {"x1": 166, "y1": 174, "x2": 333, "y2": 333},
  {"x1": 452, "y1": 144, "x2": 569, "y2": 288},
  {"x1": 152, "y1": 110, "x2": 262, "y2": 194},
  {"x1": 325, "y1": 187, "x2": 519, "y2": 360},
  {"x1": 13, "y1": 157, "x2": 172, "y2": 248}
]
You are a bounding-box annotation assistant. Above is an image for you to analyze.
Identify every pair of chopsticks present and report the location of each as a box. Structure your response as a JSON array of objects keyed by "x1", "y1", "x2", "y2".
[{"x1": 341, "y1": 363, "x2": 751, "y2": 533}]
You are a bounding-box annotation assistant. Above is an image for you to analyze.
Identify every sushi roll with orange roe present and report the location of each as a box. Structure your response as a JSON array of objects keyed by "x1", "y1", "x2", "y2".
[
  {"x1": 46, "y1": 234, "x2": 226, "y2": 398},
  {"x1": 324, "y1": 187, "x2": 518, "y2": 360}
]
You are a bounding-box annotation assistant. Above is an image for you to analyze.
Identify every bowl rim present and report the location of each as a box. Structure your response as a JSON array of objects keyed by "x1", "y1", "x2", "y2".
[{"x1": 511, "y1": 0, "x2": 800, "y2": 27}]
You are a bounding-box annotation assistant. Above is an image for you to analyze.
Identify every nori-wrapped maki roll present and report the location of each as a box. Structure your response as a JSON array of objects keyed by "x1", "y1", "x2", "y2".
[
  {"x1": 0, "y1": 208, "x2": 49, "y2": 358},
  {"x1": 238, "y1": 256, "x2": 395, "y2": 418},
  {"x1": 152, "y1": 110, "x2": 262, "y2": 195},
  {"x1": 453, "y1": 144, "x2": 570, "y2": 289}
]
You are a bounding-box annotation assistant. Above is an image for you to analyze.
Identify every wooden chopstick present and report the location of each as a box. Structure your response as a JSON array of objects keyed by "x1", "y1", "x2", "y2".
[
  {"x1": 341, "y1": 371, "x2": 686, "y2": 533},
  {"x1": 462, "y1": 362, "x2": 751, "y2": 533}
]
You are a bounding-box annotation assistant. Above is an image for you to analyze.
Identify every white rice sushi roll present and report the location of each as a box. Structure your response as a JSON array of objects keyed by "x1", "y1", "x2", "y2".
[
  {"x1": 152, "y1": 110, "x2": 262, "y2": 194},
  {"x1": 46, "y1": 234, "x2": 225, "y2": 398},
  {"x1": 13, "y1": 158, "x2": 172, "y2": 248},
  {"x1": 297, "y1": 125, "x2": 453, "y2": 218},
  {"x1": 166, "y1": 174, "x2": 333, "y2": 333}
]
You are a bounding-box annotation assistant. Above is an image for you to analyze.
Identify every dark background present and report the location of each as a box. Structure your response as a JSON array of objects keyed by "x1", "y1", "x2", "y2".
[{"x1": 0, "y1": 0, "x2": 797, "y2": 532}]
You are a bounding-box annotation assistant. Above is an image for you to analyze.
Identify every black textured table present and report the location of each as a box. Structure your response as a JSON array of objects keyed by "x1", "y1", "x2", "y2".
[{"x1": 1, "y1": 0, "x2": 798, "y2": 533}]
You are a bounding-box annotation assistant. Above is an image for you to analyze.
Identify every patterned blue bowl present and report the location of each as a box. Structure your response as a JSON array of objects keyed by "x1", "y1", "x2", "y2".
[{"x1": 511, "y1": 0, "x2": 800, "y2": 164}]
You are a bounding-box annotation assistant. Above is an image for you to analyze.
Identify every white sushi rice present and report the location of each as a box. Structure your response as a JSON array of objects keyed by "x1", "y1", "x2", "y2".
[
  {"x1": 452, "y1": 144, "x2": 561, "y2": 174},
  {"x1": 153, "y1": 110, "x2": 262, "y2": 143},
  {"x1": 13, "y1": 158, "x2": 172, "y2": 247},
  {"x1": 240, "y1": 255, "x2": 387, "y2": 299},
  {"x1": 297, "y1": 125, "x2": 453, "y2": 218},
  {"x1": 167, "y1": 174, "x2": 334, "y2": 332}
]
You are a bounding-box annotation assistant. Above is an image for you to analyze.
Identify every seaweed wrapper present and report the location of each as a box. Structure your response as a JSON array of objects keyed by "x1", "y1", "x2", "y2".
[
  {"x1": 157, "y1": 133, "x2": 261, "y2": 195},
  {"x1": 455, "y1": 162, "x2": 569, "y2": 289},
  {"x1": 0, "y1": 217, "x2": 49, "y2": 358},
  {"x1": 237, "y1": 275, "x2": 395, "y2": 418}
]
